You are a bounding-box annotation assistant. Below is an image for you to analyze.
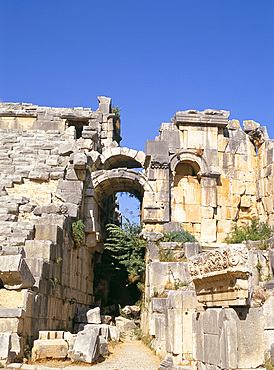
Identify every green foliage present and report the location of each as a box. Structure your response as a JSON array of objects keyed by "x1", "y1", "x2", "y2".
[
  {"x1": 264, "y1": 358, "x2": 274, "y2": 370},
  {"x1": 111, "y1": 105, "x2": 121, "y2": 119},
  {"x1": 50, "y1": 277, "x2": 59, "y2": 290},
  {"x1": 225, "y1": 218, "x2": 272, "y2": 244},
  {"x1": 105, "y1": 221, "x2": 147, "y2": 278},
  {"x1": 23, "y1": 344, "x2": 32, "y2": 361},
  {"x1": 133, "y1": 324, "x2": 143, "y2": 340},
  {"x1": 159, "y1": 247, "x2": 177, "y2": 262},
  {"x1": 161, "y1": 230, "x2": 197, "y2": 243},
  {"x1": 256, "y1": 261, "x2": 263, "y2": 273},
  {"x1": 0, "y1": 363, "x2": 4, "y2": 368},
  {"x1": 72, "y1": 219, "x2": 85, "y2": 248}
]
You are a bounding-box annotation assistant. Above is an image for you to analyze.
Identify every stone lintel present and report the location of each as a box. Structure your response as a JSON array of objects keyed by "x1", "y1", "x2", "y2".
[{"x1": 174, "y1": 109, "x2": 230, "y2": 128}]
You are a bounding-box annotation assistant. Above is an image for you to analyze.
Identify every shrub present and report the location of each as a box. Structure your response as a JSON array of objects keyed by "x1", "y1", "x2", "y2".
[
  {"x1": 161, "y1": 230, "x2": 197, "y2": 243},
  {"x1": 225, "y1": 217, "x2": 272, "y2": 244},
  {"x1": 159, "y1": 247, "x2": 177, "y2": 262},
  {"x1": 72, "y1": 220, "x2": 85, "y2": 248},
  {"x1": 111, "y1": 105, "x2": 121, "y2": 119}
]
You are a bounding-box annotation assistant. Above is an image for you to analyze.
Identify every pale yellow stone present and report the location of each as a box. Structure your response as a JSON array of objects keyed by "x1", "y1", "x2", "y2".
[
  {"x1": 184, "y1": 204, "x2": 201, "y2": 223},
  {"x1": 0, "y1": 116, "x2": 36, "y2": 130},
  {"x1": 7, "y1": 179, "x2": 59, "y2": 206},
  {"x1": 240, "y1": 195, "x2": 251, "y2": 208},
  {"x1": 200, "y1": 219, "x2": 216, "y2": 242},
  {"x1": 0, "y1": 289, "x2": 26, "y2": 308}
]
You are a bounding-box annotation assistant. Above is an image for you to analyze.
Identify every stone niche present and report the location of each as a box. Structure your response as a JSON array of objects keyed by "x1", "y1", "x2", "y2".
[{"x1": 188, "y1": 245, "x2": 250, "y2": 307}]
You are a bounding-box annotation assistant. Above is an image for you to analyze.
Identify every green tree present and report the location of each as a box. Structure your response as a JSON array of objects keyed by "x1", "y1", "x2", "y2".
[{"x1": 105, "y1": 221, "x2": 146, "y2": 279}]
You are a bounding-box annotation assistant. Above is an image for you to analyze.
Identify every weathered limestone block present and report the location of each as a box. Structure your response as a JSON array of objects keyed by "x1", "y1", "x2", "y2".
[
  {"x1": 24, "y1": 240, "x2": 54, "y2": 261},
  {"x1": 73, "y1": 152, "x2": 87, "y2": 169},
  {"x1": 200, "y1": 219, "x2": 217, "y2": 243},
  {"x1": 115, "y1": 316, "x2": 136, "y2": 333},
  {"x1": 227, "y1": 119, "x2": 241, "y2": 130},
  {"x1": 71, "y1": 328, "x2": 99, "y2": 363},
  {"x1": 32, "y1": 338, "x2": 68, "y2": 360},
  {"x1": 0, "y1": 255, "x2": 35, "y2": 289},
  {"x1": 139, "y1": 231, "x2": 164, "y2": 242},
  {"x1": 55, "y1": 179, "x2": 83, "y2": 205},
  {"x1": 87, "y1": 307, "x2": 101, "y2": 324},
  {"x1": 236, "y1": 307, "x2": 264, "y2": 369},
  {"x1": 147, "y1": 262, "x2": 191, "y2": 297},
  {"x1": 0, "y1": 333, "x2": 11, "y2": 360},
  {"x1": 109, "y1": 325, "x2": 120, "y2": 341},
  {"x1": 243, "y1": 120, "x2": 260, "y2": 132},
  {"x1": 188, "y1": 245, "x2": 249, "y2": 307},
  {"x1": 59, "y1": 142, "x2": 74, "y2": 156},
  {"x1": 34, "y1": 225, "x2": 63, "y2": 250},
  {"x1": 184, "y1": 242, "x2": 200, "y2": 259},
  {"x1": 166, "y1": 291, "x2": 183, "y2": 355},
  {"x1": 98, "y1": 335, "x2": 108, "y2": 355},
  {"x1": 219, "y1": 309, "x2": 238, "y2": 369}
]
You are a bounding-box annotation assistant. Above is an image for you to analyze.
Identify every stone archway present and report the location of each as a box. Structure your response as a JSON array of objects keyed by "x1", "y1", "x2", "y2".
[
  {"x1": 91, "y1": 168, "x2": 151, "y2": 201},
  {"x1": 100, "y1": 147, "x2": 145, "y2": 169},
  {"x1": 87, "y1": 168, "x2": 152, "y2": 309}
]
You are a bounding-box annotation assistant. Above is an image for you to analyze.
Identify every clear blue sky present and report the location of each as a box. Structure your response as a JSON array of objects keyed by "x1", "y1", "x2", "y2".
[{"x1": 1, "y1": 0, "x2": 274, "y2": 153}]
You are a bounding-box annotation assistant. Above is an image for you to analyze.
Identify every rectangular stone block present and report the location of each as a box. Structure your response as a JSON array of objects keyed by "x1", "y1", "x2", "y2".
[
  {"x1": 0, "y1": 333, "x2": 11, "y2": 360},
  {"x1": 25, "y1": 240, "x2": 54, "y2": 261},
  {"x1": 151, "y1": 298, "x2": 168, "y2": 314},
  {"x1": 32, "y1": 339, "x2": 68, "y2": 360},
  {"x1": 0, "y1": 255, "x2": 35, "y2": 289},
  {"x1": 71, "y1": 328, "x2": 99, "y2": 363},
  {"x1": 34, "y1": 224, "x2": 63, "y2": 245},
  {"x1": 236, "y1": 307, "x2": 264, "y2": 369}
]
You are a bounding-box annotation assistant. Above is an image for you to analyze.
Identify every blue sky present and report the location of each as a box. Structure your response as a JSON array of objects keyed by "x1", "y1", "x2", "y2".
[{"x1": 1, "y1": 0, "x2": 274, "y2": 220}]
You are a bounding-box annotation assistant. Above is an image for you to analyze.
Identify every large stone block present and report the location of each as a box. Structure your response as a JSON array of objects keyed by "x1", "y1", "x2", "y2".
[
  {"x1": 145, "y1": 140, "x2": 169, "y2": 157},
  {"x1": 87, "y1": 307, "x2": 101, "y2": 324},
  {"x1": 32, "y1": 339, "x2": 68, "y2": 360},
  {"x1": 236, "y1": 307, "x2": 264, "y2": 369},
  {"x1": 73, "y1": 153, "x2": 87, "y2": 169},
  {"x1": 184, "y1": 242, "x2": 200, "y2": 259},
  {"x1": 218, "y1": 308, "x2": 238, "y2": 370},
  {"x1": 0, "y1": 333, "x2": 11, "y2": 360},
  {"x1": 34, "y1": 224, "x2": 63, "y2": 245},
  {"x1": 115, "y1": 316, "x2": 136, "y2": 333},
  {"x1": 55, "y1": 179, "x2": 83, "y2": 205},
  {"x1": 24, "y1": 240, "x2": 53, "y2": 260},
  {"x1": 151, "y1": 298, "x2": 168, "y2": 314},
  {"x1": 0, "y1": 255, "x2": 35, "y2": 289},
  {"x1": 71, "y1": 328, "x2": 99, "y2": 363}
]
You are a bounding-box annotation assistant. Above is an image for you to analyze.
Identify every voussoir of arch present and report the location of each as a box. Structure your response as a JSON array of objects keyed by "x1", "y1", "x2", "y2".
[
  {"x1": 90, "y1": 168, "x2": 153, "y2": 201},
  {"x1": 170, "y1": 150, "x2": 209, "y2": 174},
  {"x1": 100, "y1": 147, "x2": 146, "y2": 169}
]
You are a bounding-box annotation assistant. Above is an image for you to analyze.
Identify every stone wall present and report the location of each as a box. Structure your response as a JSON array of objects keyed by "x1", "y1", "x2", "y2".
[
  {"x1": 1, "y1": 97, "x2": 274, "y2": 364},
  {"x1": 143, "y1": 111, "x2": 266, "y2": 244},
  {"x1": 143, "y1": 242, "x2": 274, "y2": 369}
]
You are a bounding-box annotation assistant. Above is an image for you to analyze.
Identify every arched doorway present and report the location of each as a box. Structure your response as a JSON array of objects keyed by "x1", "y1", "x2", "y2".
[
  {"x1": 88, "y1": 168, "x2": 152, "y2": 312},
  {"x1": 172, "y1": 159, "x2": 202, "y2": 238}
]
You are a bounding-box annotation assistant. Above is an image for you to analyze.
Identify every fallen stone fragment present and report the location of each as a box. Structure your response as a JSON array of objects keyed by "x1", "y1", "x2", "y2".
[
  {"x1": 71, "y1": 328, "x2": 99, "y2": 363},
  {"x1": 115, "y1": 316, "x2": 136, "y2": 333},
  {"x1": 87, "y1": 307, "x2": 101, "y2": 324}
]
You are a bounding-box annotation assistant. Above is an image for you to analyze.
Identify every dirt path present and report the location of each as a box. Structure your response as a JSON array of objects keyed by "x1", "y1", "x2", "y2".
[{"x1": 90, "y1": 340, "x2": 161, "y2": 370}]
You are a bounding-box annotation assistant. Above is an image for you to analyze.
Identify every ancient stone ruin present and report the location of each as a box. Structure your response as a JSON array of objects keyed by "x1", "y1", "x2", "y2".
[{"x1": 0, "y1": 96, "x2": 274, "y2": 368}]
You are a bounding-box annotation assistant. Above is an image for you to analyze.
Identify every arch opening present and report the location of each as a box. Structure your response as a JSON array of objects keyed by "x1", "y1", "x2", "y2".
[
  {"x1": 174, "y1": 160, "x2": 200, "y2": 186},
  {"x1": 91, "y1": 169, "x2": 148, "y2": 312}
]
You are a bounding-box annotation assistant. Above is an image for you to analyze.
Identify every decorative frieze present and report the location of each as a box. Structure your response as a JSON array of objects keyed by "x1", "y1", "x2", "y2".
[{"x1": 188, "y1": 245, "x2": 250, "y2": 307}]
